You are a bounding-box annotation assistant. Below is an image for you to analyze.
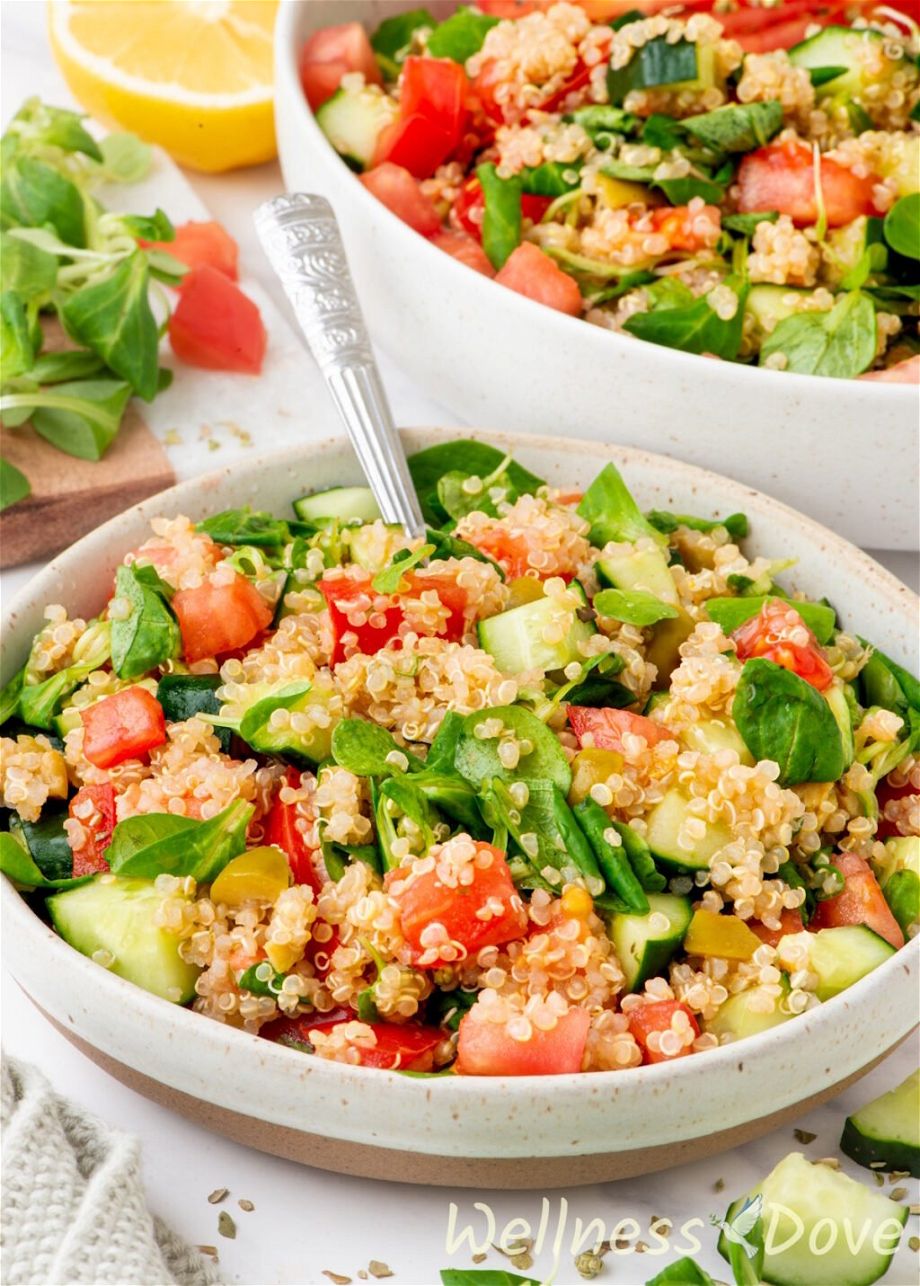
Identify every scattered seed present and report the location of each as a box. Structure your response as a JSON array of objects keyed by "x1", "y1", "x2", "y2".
[
  {"x1": 196, "y1": 1245, "x2": 218, "y2": 1260},
  {"x1": 511, "y1": 1250, "x2": 534, "y2": 1271},
  {"x1": 650, "y1": 1217, "x2": 672, "y2": 1235},
  {"x1": 635, "y1": 1240, "x2": 649, "y2": 1254},
  {"x1": 322, "y1": 1274, "x2": 352, "y2": 1285},
  {"x1": 358, "y1": 1274, "x2": 368, "y2": 1282},
  {"x1": 575, "y1": 1250, "x2": 605, "y2": 1279},
  {"x1": 368, "y1": 1263, "x2": 393, "y2": 1280},
  {"x1": 793, "y1": 1129, "x2": 816, "y2": 1144},
  {"x1": 472, "y1": 1254, "x2": 487, "y2": 1265},
  {"x1": 217, "y1": 1211, "x2": 236, "y2": 1240},
  {"x1": 816, "y1": 1157, "x2": 840, "y2": 1170},
  {"x1": 495, "y1": 1239, "x2": 534, "y2": 1260},
  {"x1": 869, "y1": 1161, "x2": 887, "y2": 1169},
  {"x1": 238, "y1": 1199, "x2": 255, "y2": 1212},
  {"x1": 207, "y1": 1188, "x2": 229, "y2": 1205},
  {"x1": 875, "y1": 1173, "x2": 886, "y2": 1187},
  {"x1": 713, "y1": 1177, "x2": 725, "y2": 1192},
  {"x1": 891, "y1": 1186, "x2": 908, "y2": 1201},
  {"x1": 909, "y1": 1236, "x2": 920, "y2": 1253},
  {"x1": 889, "y1": 1171, "x2": 910, "y2": 1182},
  {"x1": 909, "y1": 1204, "x2": 920, "y2": 1215}
]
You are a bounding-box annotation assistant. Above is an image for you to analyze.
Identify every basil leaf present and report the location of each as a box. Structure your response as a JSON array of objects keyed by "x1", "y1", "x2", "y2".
[
  {"x1": 0, "y1": 377, "x2": 132, "y2": 461},
  {"x1": 427, "y1": 6, "x2": 498, "y2": 62},
  {"x1": 476, "y1": 163, "x2": 522, "y2": 270},
  {"x1": 706, "y1": 595, "x2": 837, "y2": 645},
  {"x1": 578, "y1": 459, "x2": 664, "y2": 547},
  {"x1": 625, "y1": 279, "x2": 748, "y2": 360},
  {"x1": 407, "y1": 439, "x2": 543, "y2": 526},
  {"x1": 883, "y1": 193, "x2": 919, "y2": 260},
  {"x1": 608, "y1": 36, "x2": 699, "y2": 104},
  {"x1": 0, "y1": 230, "x2": 58, "y2": 300},
  {"x1": 733, "y1": 658, "x2": 848, "y2": 785},
  {"x1": 1, "y1": 155, "x2": 86, "y2": 247},
  {"x1": 372, "y1": 542, "x2": 435, "y2": 594},
  {"x1": 111, "y1": 563, "x2": 180, "y2": 680},
  {"x1": 724, "y1": 210, "x2": 780, "y2": 237},
  {"x1": 0, "y1": 456, "x2": 30, "y2": 512},
  {"x1": 60, "y1": 251, "x2": 159, "y2": 399},
  {"x1": 0, "y1": 831, "x2": 90, "y2": 891},
  {"x1": 760, "y1": 290, "x2": 876, "y2": 378},
  {"x1": 197, "y1": 507, "x2": 292, "y2": 549},
  {"x1": 646, "y1": 509, "x2": 748, "y2": 540},
  {"x1": 370, "y1": 8, "x2": 435, "y2": 77},
  {"x1": 683, "y1": 101, "x2": 783, "y2": 152},
  {"x1": 331, "y1": 717, "x2": 423, "y2": 777},
  {"x1": 106, "y1": 799, "x2": 253, "y2": 881},
  {"x1": 97, "y1": 132, "x2": 152, "y2": 183},
  {"x1": 594, "y1": 586, "x2": 678, "y2": 626}
]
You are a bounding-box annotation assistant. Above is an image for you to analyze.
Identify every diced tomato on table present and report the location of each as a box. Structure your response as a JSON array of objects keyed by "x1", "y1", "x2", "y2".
[
  {"x1": 81, "y1": 688, "x2": 166, "y2": 770},
  {"x1": 142, "y1": 220, "x2": 239, "y2": 282},
  {"x1": 168, "y1": 265, "x2": 266, "y2": 375},
  {"x1": 810, "y1": 852, "x2": 905, "y2": 949}
]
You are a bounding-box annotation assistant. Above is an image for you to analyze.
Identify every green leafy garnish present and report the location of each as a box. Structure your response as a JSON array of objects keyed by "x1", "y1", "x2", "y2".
[
  {"x1": 0, "y1": 830, "x2": 90, "y2": 891},
  {"x1": 370, "y1": 9, "x2": 434, "y2": 78},
  {"x1": 683, "y1": 101, "x2": 783, "y2": 152},
  {"x1": 427, "y1": 6, "x2": 499, "y2": 62},
  {"x1": 0, "y1": 378, "x2": 133, "y2": 461},
  {"x1": 60, "y1": 252, "x2": 159, "y2": 400},
  {"x1": 110, "y1": 563, "x2": 180, "y2": 680},
  {"x1": 372, "y1": 542, "x2": 435, "y2": 594},
  {"x1": 705, "y1": 595, "x2": 836, "y2": 645},
  {"x1": 647, "y1": 508, "x2": 748, "y2": 540},
  {"x1": 722, "y1": 210, "x2": 779, "y2": 237},
  {"x1": 0, "y1": 456, "x2": 30, "y2": 511},
  {"x1": 476, "y1": 163, "x2": 522, "y2": 271},
  {"x1": 759, "y1": 290, "x2": 876, "y2": 378},
  {"x1": 407, "y1": 439, "x2": 543, "y2": 526},
  {"x1": 106, "y1": 799, "x2": 253, "y2": 882},
  {"x1": 733, "y1": 658, "x2": 848, "y2": 786},
  {"x1": 593, "y1": 586, "x2": 679, "y2": 626},
  {"x1": 883, "y1": 193, "x2": 919, "y2": 260},
  {"x1": 625, "y1": 277, "x2": 748, "y2": 361}
]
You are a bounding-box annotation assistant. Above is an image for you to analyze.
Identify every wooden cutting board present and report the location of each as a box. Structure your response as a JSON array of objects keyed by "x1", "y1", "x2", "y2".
[{"x1": 0, "y1": 147, "x2": 343, "y2": 569}]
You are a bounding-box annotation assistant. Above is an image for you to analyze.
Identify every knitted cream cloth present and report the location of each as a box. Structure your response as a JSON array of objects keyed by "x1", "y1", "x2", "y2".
[{"x1": 1, "y1": 1057, "x2": 223, "y2": 1286}]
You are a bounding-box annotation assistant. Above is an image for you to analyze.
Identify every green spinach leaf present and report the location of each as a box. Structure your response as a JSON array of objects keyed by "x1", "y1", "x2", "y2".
[
  {"x1": 60, "y1": 251, "x2": 159, "y2": 399},
  {"x1": 106, "y1": 798, "x2": 253, "y2": 881},
  {"x1": 705, "y1": 595, "x2": 837, "y2": 644},
  {"x1": 760, "y1": 290, "x2": 876, "y2": 378},
  {"x1": 407, "y1": 439, "x2": 543, "y2": 526},
  {"x1": 111, "y1": 562, "x2": 180, "y2": 679},
  {"x1": 455, "y1": 705, "x2": 571, "y2": 794},
  {"x1": 733, "y1": 658, "x2": 848, "y2": 785},
  {"x1": 883, "y1": 192, "x2": 919, "y2": 260},
  {"x1": 1, "y1": 155, "x2": 86, "y2": 246},
  {"x1": 0, "y1": 456, "x2": 30, "y2": 512},
  {"x1": 593, "y1": 587, "x2": 678, "y2": 626},
  {"x1": 647, "y1": 508, "x2": 748, "y2": 540},
  {"x1": 197, "y1": 507, "x2": 292, "y2": 549},
  {"x1": 625, "y1": 279, "x2": 748, "y2": 360},
  {"x1": 370, "y1": 8, "x2": 435, "y2": 77},
  {"x1": 331, "y1": 717, "x2": 423, "y2": 777},
  {"x1": 684, "y1": 100, "x2": 783, "y2": 152},
  {"x1": 578, "y1": 459, "x2": 665, "y2": 547},
  {"x1": 723, "y1": 210, "x2": 779, "y2": 237},
  {"x1": 477, "y1": 163, "x2": 522, "y2": 271},
  {"x1": 427, "y1": 6, "x2": 499, "y2": 62}
]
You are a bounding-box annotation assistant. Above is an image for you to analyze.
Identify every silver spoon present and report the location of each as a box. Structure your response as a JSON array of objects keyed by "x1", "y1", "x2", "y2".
[{"x1": 254, "y1": 192, "x2": 425, "y2": 539}]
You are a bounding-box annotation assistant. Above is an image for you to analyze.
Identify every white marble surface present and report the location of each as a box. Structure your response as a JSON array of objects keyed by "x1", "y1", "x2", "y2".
[{"x1": 1, "y1": 5, "x2": 918, "y2": 1284}]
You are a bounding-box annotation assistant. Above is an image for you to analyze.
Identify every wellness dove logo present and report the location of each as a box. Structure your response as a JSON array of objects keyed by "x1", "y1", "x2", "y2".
[{"x1": 709, "y1": 1193, "x2": 764, "y2": 1261}]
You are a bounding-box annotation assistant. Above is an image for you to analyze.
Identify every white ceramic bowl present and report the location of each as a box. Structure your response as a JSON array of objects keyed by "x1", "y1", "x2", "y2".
[
  {"x1": 274, "y1": 0, "x2": 919, "y2": 551},
  {"x1": 2, "y1": 429, "x2": 918, "y2": 1187}
]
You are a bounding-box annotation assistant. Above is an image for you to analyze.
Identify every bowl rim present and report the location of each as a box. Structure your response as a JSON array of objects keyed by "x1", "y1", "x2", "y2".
[
  {"x1": 274, "y1": 0, "x2": 916, "y2": 401},
  {"x1": 3, "y1": 425, "x2": 918, "y2": 1131}
]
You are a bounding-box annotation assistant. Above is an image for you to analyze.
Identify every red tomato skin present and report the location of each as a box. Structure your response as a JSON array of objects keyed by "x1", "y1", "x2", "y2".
[
  {"x1": 372, "y1": 57, "x2": 468, "y2": 178},
  {"x1": 650, "y1": 203, "x2": 721, "y2": 252},
  {"x1": 494, "y1": 242, "x2": 582, "y2": 316},
  {"x1": 264, "y1": 766, "x2": 324, "y2": 893},
  {"x1": 628, "y1": 1000, "x2": 700, "y2": 1065},
  {"x1": 172, "y1": 574, "x2": 273, "y2": 663},
  {"x1": 810, "y1": 853, "x2": 905, "y2": 949},
  {"x1": 372, "y1": 114, "x2": 456, "y2": 179},
  {"x1": 299, "y1": 22, "x2": 381, "y2": 111},
  {"x1": 875, "y1": 776, "x2": 918, "y2": 840},
  {"x1": 732, "y1": 600, "x2": 833, "y2": 692},
  {"x1": 142, "y1": 220, "x2": 238, "y2": 282},
  {"x1": 68, "y1": 783, "x2": 117, "y2": 876},
  {"x1": 430, "y1": 229, "x2": 495, "y2": 276},
  {"x1": 859, "y1": 355, "x2": 920, "y2": 384},
  {"x1": 319, "y1": 570, "x2": 468, "y2": 664},
  {"x1": 81, "y1": 688, "x2": 166, "y2": 770},
  {"x1": 169, "y1": 266, "x2": 266, "y2": 374},
  {"x1": 389, "y1": 843, "x2": 528, "y2": 961},
  {"x1": 263, "y1": 1014, "x2": 443, "y2": 1070},
  {"x1": 360, "y1": 163, "x2": 442, "y2": 236},
  {"x1": 748, "y1": 906, "x2": 805, "y2": 948},
  {"x1": 456, "y1": 1005, "x2": 590, "y2": 1075},
  {"x1": 738, "y1": 140, "x2": 879, "y2": 228},
  {"x1": 567, "y1": 706, "x2": 672, "y2": 752}
]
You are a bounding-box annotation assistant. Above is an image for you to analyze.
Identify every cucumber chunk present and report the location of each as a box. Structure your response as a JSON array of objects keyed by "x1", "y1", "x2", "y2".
[
  {"x1": 293, "y1": 486, "x2": 381, "y2": 524},
  {"x1": 718, "y1": 1151, "x2": 907, "y2": 1286},
  {"x1": 783, "y1": 926, "x2": 896, "y2": 1002},
  {"x1": 346, "y1": 522, "x2": 405, "y2": 572},
  {"x1": 607, "y1": 892, "x2": 691, "y2": 990},
  {"x1": 156, "y1": 673, "x2": 230, "y2": 752},
  {"x1": 680, "y1": 717, "x2": 753, "y2": 764},
  {"x1": 315, "y1": 84, "x2": 398, "y2": 169},
  {"x1": 841, "y1": 1069, "x2": 920, "y2": 1178},
  {"x1": 49, "y1": 876, "x2": 199, "y2": 1003},
  {"x1": 645, "y1": 787, "x2": 733, "y2": 871},
  {"x1": 596, "y1": 545, "x2": 678, "y2": 607},
  {"x1": 789, "y1": 26, "x2": 895, "y2": 102},
  {"x1": 706, "y1": 980, "x2": 794, "y2": 1041},
  {"x1": 477, "y1": 585, "x2": 595, "y2": 674}
]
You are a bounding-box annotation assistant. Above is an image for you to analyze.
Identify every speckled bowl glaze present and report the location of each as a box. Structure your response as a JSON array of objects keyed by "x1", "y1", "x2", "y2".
[
  {"x1": 2, "y1": 430, "x2": 918, "y2": 1188},
  {"x1": 273, "y1": 0, "x2": 920, "y2": 552}
]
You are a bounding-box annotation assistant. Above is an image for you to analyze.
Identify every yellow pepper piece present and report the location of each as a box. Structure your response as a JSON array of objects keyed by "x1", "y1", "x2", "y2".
[
  {"x1": 506, "y1": 576, "x2": 546, "y2": 608},
  {"x1": 645, "y1": 607, "x2": 695, "y2": 686},
  {"x1": 596, "y1": 174, "x2": 660, "y2": 210},
  {"x1": 210, "y1": 846, "x2": 290, "y2": 908},
  {"x1": 265, "y1": 941, "x2": 303, "y2": 975},
  {"x1": 568, "y1": 748, "x2": 625, "y2": 805},
  {"x1": 684, "y1": 909, "x2": 762, "y2": 961}
]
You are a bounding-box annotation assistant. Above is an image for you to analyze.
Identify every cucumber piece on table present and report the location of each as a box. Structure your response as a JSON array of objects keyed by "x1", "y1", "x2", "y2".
[
  {"x1": 293, "y1": 486, "x2": 381, "y2": 524},
  {"x1": 718, "y1": 1151, "x2": 907, "y2": 1286},
  {"x1": 644, "y1": 787, "x2": 733, "y2": 871},
  {"x1": 477, "y1": 584, "x2": 595, "y2": 674},
  {"x1": 841, "y1": 1069, "x2": 920, "y2": 1178},
  {"x1": 606, "y1": 892, "x2": 691, "y2": 990},
  {"x1": 48, "y1": 876, "x2": 200, "y2": 1003}
]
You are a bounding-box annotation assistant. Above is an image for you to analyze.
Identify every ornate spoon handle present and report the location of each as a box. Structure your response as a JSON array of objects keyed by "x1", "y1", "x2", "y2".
[{"x1": 254, "y1": 192, "x2": 425, "y2": 537}]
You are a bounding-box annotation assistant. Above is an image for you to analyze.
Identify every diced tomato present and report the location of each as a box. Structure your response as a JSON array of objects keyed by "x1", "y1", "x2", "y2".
[
  {"x1": 299, "y1": 22, "x2": 381, "y2": 112},
  {"x1": 650, "y1": 203, "x2": 721, "y2": 253},
  {"x1": 141, "y1": 220, "x2": 238, "y2": 282},
  {"x1": 263, "y1": 1013, "x2": 444, "y2": 1070},
  {"x1": 172, "y1": 573, "x2": 274, "y2": 663},
  {"x1": 264, "y1": 766, "x2": 323, "y2": 893},
  {"x1": 567, "y1": 706, "x2": 672, "y2": 752},
  {"x1": 748, "y1": 906, "x2": 805, "y2": 948},
  {"x1": 875, "y1": 775, "x2": 918, "y2": 840},
  {"x1": 68, "y1": 783, "x2": 116, "y2": 877},
  {"x1": 456, "y1": 1005, "x2": 590, "y2": 1075},
  {"x1": 430, "y1": 229, "x2": 495, "y2": 276},
  {"x1": 360, "y1": 163, "x2": 442, "y2": 236},
  {"x1": 371, "y1": 56, "x2": 469, "y2": 178},
  {"x1": 737, "y1": 139, "x2": 880, "y2": 228},
  {"x1": 494, "y1": 242, "x2": 582, "y2": 316},
  {"x1": 810, "y1": 852, "x2": 905, "y2": 949},
  {"x1": 81, "y1": 688, "x2": 166, "y2": 770},
  {"x1": 319, "y1": 570, "x2": 468, "y2": 665},
  {"x1": 732, "y1": 600, "x2": 833, "y2": 692},
  {"x1": 389, "y1": 842, "x2": 528, "y2": 962},
  {"x1": 169, "y1": 266, "x2": 266, "y2": 374},
  {"x1": 859, "y1": 355, "x2": 920, "y2": 384},
  {"x1": 628, "y1": 999, "x2": 700, "y2": 1065}
]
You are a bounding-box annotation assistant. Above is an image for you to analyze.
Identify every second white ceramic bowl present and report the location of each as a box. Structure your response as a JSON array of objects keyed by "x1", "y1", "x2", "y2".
[{"x1": 273, "y1": 0, "x2": 919, "y2": 551}]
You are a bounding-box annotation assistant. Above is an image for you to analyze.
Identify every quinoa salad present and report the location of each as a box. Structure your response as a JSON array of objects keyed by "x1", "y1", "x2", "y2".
[
  {"x1": 302, "y1": 1, "x2": 920, "y2": 381},
  {"x1": 2, "y1": 440, "x2": 918, "y2": 1076}
]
